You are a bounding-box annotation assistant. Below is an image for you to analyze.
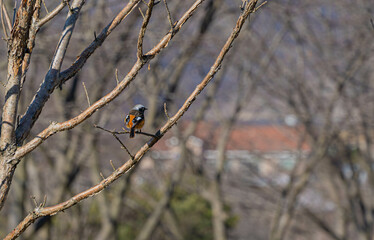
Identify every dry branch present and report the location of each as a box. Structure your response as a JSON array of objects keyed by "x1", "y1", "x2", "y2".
[
  {"x1": 0, "y1": 0, "x2": 40, "y2": 212},
  {"x1": 15, "y1": 0, "x2": 85, "y2": 144},
  {"x1": 19, "y1": 0, "x2": 42, "y2": 93},
  {"x1": 15, "y1": 0, "x2": 141, "y2": 143},
  {"x1": 163, "y1": 0, "x2": 174, "y2": 29},
  {"x1": 0, "y1": 0, "x2": 9, "y2": 38},
  {"x1": 135, "y1": 48, "x2": 226, "y2": 240},
  {"x1": 37, "y1": 0, "x2": 72, "y2": 27},
  {"x1": 82, "y1": 82, "x2": 91, "y2": 107},
  {"x1": 94, "y1": 125, "x2": 134, "y2": 159},
  {"x1": 0, "y1": 0, "x2": 12, "y2": 35},
  {"x1": 4, "y1": 1, "x2": 259, "y2": 239},
  {"x1": 137, "y1": 0, "x2": 155, "y2": 60},
  {"x1": 10, "y1": 0, "x2": 205, "y2": 163}
]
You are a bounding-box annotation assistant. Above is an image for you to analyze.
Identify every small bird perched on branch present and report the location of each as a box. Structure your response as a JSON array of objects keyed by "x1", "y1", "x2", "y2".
[{"x1": 125, "y1": 104, "x2": 147, "y2": 138}]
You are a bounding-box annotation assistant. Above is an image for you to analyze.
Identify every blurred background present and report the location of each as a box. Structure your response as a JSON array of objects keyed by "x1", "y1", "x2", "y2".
[{"x1": 1, "y1": 0, "x2": 374, "y2": 239}]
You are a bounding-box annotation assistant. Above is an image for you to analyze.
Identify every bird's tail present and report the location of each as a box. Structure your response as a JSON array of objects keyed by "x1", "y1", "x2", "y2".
[{"x1": 130, "y1": 128, "x2": 135, "y2": 138}]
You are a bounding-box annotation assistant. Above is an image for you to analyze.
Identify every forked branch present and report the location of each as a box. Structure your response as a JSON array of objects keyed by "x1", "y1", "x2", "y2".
[
  {"x1": 11, "y1": 0, "x2": 206, "y2": 163},
  {"x1": 37, "y1": 0, "x2": 72, "y2": 27},
  {"x1": 137, "y1": 0, "x2": 155, "y2": 60},
  {"x1": 16, "y1": 0, "x2": 142, "y2": 143},
  {"x1": 5, "y1": 1, "x2": 259, "y2": 239},
  {"x1": 94, "y1": 125, "x2": 135, "y2": 159}
]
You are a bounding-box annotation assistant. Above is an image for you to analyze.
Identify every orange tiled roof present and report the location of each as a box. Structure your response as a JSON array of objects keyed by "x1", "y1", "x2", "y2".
[
  {"x1": 152, "y1": 122, "x2": 310, "y2": 153},
  {"x1": 227, "y1": 124, "x2": 310, "y2": 152}
]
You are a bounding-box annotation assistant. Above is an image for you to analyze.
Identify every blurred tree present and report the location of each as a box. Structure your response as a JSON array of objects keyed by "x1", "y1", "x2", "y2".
[
  {"x1": 2, "y1": 0, "x2": 373, "y2": 240},
  {"x1": 0, "y1": 0, "x2": 260, "y2": 239}
]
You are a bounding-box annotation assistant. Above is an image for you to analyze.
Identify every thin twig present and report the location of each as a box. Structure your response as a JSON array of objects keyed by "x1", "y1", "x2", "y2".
[
  {"x1": 12, "y1": 1, "x2": 16, "y2": 27},
  {"x1": 110, "y1": 160, "x2": 116, "y2": 171},
  {"x1": 112, "y1": 133, "x2": 134, "y2": 160},
  {"x1": 1, "y1": 0, "x2": 11, "y2": 31},
  {"x1": 164, "y1": 102, "x2": 171, "y2": 122},
  {"x1": 100, "y1": 172, "x2": 105, "y2": 180},
  {"x1": 0, "y1": 15, "x2": 8, "y2": 40},
  {"x1": 42, "y1": 0, "x2": 49, "y2": 13},
  {"x1": 94, "y1": 125, "x2": 135, "y2": 159},
  {"x1": 95, "y1": 124, "x2": 156, "y2": 138},
  {"x1": 135, "y1": 131, "x2": 157, "y2": 137},
  {"x1": 31, "y1": 196, "x2": 38, "y2": 208},
  {"x1": 66, "y1": 0, "x2": 73, "y2": 13},
  {"x1": 137, "y1": 0, "x2": 155, "y2": 60},
  {"x1": 82, "y1": 82, "x2": 91, "y2": 107},
  {"x1": 41, "y1": 195, "x2": 47, "y2": 208},
  {"x1": 37, "y1": 0, "x2": 72, "y2": 28},
  {"x1": 115, "y1": 69, "x2": 119, "y2": 85},
  {"x1": 138, "y1": 7, "x2": 144, "y2": 19},
  {"x1": 94, "y1": 124, "x2": 127, "y2": 134},
  {"x1": 254, "y1": 0, "x2": 267, "y2": 12},
  {"x1": 240, "y1": 0, "x2": 246, "y2": 11},
  {"x1": 0, "y1": 0, "x2": 8, "y2": 39},
  {"x1": 163, "y1": 0, "x2": 174, "y2": 29}
]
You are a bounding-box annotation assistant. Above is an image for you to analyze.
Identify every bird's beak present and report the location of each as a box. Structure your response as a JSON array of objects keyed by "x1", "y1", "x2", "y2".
[{"x1": 145, "y1": 107, "x2": 148, "y2": 110}]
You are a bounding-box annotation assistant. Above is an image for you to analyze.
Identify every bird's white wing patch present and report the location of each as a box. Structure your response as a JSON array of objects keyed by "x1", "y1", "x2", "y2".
[{"x1": 133, "y1": 116, "x2": 143, "y2": 125}]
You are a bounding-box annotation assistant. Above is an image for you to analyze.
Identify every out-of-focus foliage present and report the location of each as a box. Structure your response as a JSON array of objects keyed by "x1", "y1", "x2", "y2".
[{"x1": 1, "y1": 0, "x2": 374, "y2": 239}]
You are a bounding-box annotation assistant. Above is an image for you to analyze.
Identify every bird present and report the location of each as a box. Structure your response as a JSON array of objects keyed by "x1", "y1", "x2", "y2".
[{"x1": 125, "y1": 104, "x2": 147, "y2": 138}]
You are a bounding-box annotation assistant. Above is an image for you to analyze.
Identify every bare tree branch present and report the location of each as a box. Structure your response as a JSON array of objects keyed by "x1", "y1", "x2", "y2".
[
  {"x1": 0, "y1": 0, "x2": 40, "y2": 212},
  {"x1": 1, "y1": 0, "x2": 11, "y2": 28},
  {"x1": 163, "y1": 0, "x2": 174, "y2": 29},
  {"x1": 37, "y1": 0, "x2": 72, "y2": 28},
  {"x1": 94, "y1": 125, "x2": 134, "y2": 159},
  {"x1": 11, "y1": 0, "x2": 206, "y2": 163},
  {"x1": 4, "y1": 1, "x2": 258, "y2": 238},
  {"x1": 0, "y1": 0, "x2": 11, "y2": 38},
  {"x1": 159, "y1": 0, "x2": 218, "y2": 108},
  {"x1": 134, "y1": 50, "x2": 227, "y2": 240},
  {"x1": 137, "y1": 0, "x2": 155, "y2": 60},
  {"x1": 16, "y1": 0, "x2": 140, "y2": 143},
  {"x1": 19, "y1": 0, "x2": 42, "y2": 92}
]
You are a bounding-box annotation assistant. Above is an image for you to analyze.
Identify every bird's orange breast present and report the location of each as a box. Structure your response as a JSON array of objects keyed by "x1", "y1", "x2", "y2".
[
  {"x1": 126, "y1": 115, "x2": 145, "y2": 129},
  {"x1": 134, "y1": 119, "x2": 145, "y2": 129}
]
